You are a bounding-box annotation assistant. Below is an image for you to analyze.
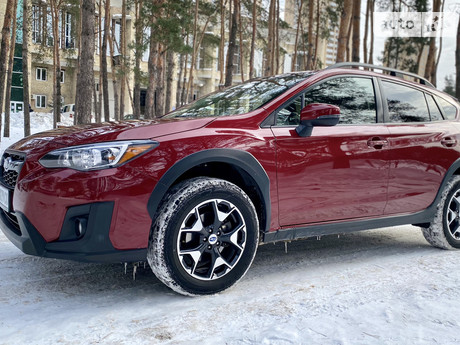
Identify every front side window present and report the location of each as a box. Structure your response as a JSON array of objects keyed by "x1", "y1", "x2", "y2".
[
  {"x1": 304, "y1": 77, "x2": 376, "y2": 125},
  {"x1": 276, "y1": 95, "x2": 303, "y2": 126},
  {"x1": 275, "y1": 77, "x2": 377, "y2": 126},
  {"x1": 382, "y1": 81, "x2": 430, "y2": 123}
]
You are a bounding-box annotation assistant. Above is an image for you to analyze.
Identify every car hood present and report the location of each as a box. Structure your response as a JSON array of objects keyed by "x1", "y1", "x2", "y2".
[{"x1": 8, "y1": 117, "x2": 214, "y2": 154}]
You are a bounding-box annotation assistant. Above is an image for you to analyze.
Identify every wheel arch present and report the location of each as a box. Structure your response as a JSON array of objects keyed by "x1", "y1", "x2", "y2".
[{"x1": 147, "y1": 149, "x2": 271, "y2": 234}]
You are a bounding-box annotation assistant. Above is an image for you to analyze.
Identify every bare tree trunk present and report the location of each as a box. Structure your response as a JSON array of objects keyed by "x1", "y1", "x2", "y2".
[
  {"x1": 249, "y1": 0, "x2": 257, "y2": 78},
  {"x1": 185, "y1": 0, "x2": 199, "y2": 101},
  {"x1": 306, "y1": 0, "x2": 314, "y2": 70},
  {"x1": 97, "y1": 0, "x2": 103, "y2": 123},
  {"x1": 363, "y1": 0, "x2": 370, "y2": 64},
  {"x1": 351, "y1": 0, "x2": 360, "y2": 62},
  {"x1": 165, "y1": 49, "x2": 174, "y2": 113},
  {"x1": 0, "y1": 0, "x2": 15, "y2": 135},
  {"x1": 4, "y1": 0, "x2": 18, "y2": 138},
  {"x1": 219, "y1": 0, "x2": 226, "y2": 85},
  {"x1": 133, "y1": 0, "x2": 143, "y2": 119},
  {"x1": 102, "y1": 0, "x2": 110, "y2": 121},
  {"x1": 264, "y1": 0, "x2": 276, "y2": 76},
  {"x1": 313, "y1": 0, "x2": 320, "y2": 69},
  {"x1": 345, "y1": 14, "x2": 353, "y2": 62},
  {"x1": 50, "y1": 0, "x2": 62, "y2": 127},
  {"x1": 456, "y1": 18, "x2": 460, "y2": 99},
  {"x1": 145, "y1": 36, "x2": 158, "y2": 119},
  {"x1": 155, "y1": 47, "x2": 165, "y2": 117},
  {"x1": 291, "y1": 0, "x2": 303, "y2": 71},
  {"x1": 225, "y1": 0, "x2": 239, "y2": 86},
  {"x1": 368, "y1": 0, "x2": 374, "y2": 64},
  {"x1": 176, "y1": 53, "x2": 184, "y2": 107},
  {"x1": 425, "y1": 0, "x2": 441, "y2": 83},
  {"x1": 109, "y1": 32, "x2": 119, "y2": 121},
  {"x1": 181, "y1": 34, "x2": 189, "y2": 104},
  {"x1": 275, "y1": 0, "x2": 280, "y2": 73},
  {"x1": 238, "y1": 0, "x2": 245, "y2": 81},
  {"x1": 75, "y1": 0, "x2": 96, "y2": 124},
  {"x1": 23, "y1": 0, "x2": 31, "y2": 137},
  {"x1": 119, "y1": 0, "x2": 127, "y2": 120},
  {"x1": 336, "y1": 0, "x2": 353, "y2": 63}
]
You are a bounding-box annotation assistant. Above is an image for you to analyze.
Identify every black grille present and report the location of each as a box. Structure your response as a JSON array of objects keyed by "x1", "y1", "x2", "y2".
[{"x1": 1, "y1": 152, "x2": 25, "y2": 189}]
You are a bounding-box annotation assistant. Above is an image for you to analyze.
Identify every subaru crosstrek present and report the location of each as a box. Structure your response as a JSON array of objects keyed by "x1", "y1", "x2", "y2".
[{"x1": 1, "y1": 63, "x2": 460, "y2": 295}]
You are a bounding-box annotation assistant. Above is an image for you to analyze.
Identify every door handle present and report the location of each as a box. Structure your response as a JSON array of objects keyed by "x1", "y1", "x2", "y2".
[
  {"x1": 367, "y1": 137, "x2": 389, "y2": 150},
  {"x1": 441, "y1": 137, "x2": 457, "y2": 148}
]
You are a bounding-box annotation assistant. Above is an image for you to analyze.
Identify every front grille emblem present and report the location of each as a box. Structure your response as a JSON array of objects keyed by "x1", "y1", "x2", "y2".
[{"x1": 3, "y1": 157, "x2": 23, "y2": 174}]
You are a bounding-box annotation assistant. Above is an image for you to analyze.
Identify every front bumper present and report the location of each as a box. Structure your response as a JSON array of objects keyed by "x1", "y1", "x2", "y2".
[{"x1": 0, "y1": 202, "x2": 147, "y2": 263}]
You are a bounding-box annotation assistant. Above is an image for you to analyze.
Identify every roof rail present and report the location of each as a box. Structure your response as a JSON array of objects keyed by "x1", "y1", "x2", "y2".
[{"x1": 326, "y1": 62, "x2": 434, "y2": 88}]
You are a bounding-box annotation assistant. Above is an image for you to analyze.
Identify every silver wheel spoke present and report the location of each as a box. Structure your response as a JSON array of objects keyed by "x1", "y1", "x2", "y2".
[
  {"x1": 221, "y1": 224, "x2": 245, "y2": 251},
  {"x1": 179, "y1": 245, "x2": 205, "y2": 275},
  {"x1": 209, "y1": 255, "x2": 231, "y2": 279},
  {"x1": 448, "y1": 209, "x2": 457, "y2": 225},
  {"x1": 213, "y1": 199, "x2": 233, "y2": 224},
  {"x1": 452, "y1": 196, "x2": 460, "y2": 210}
]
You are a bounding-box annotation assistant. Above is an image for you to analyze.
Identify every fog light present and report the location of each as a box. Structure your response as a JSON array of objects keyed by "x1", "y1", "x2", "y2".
[{"x1": 75, "y1": 217, "x2": 88, "y2": 238}]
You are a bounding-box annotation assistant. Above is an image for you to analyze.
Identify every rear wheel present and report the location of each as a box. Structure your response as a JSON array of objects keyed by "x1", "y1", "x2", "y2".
[
  {"x1": 421, "y1": 175, "x2": 460, "y2": 249},
  {"x1": 147, "y1": 177, "x2": 259, "y2": 295}
]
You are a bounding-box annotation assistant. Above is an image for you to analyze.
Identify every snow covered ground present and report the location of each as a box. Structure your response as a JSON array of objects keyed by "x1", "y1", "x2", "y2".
[
  {"x1": 1, "y1": 226, "x2": 460, "y2": 345},
  {"x1": 1, "y1": 113, "x2": 460, "y2": 344}
]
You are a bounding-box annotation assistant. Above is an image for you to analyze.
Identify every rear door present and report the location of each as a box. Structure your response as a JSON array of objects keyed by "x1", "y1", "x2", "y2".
[
  {"x1": 272, "y1": 76, "x2": 391, "y2": 226},
  {"x1": 380, "y1": 80, "x2": 460, "y2": 215}
]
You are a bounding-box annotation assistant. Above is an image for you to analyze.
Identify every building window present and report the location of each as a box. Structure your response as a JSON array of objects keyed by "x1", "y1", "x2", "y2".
[
  {"x1": 65, "y1": 12, "x2": 73, "y2": 48},
  {"x1": 36, "y1": 67, "x2": 47, "y2": 81},
  {"x1": 198, "y1": 46, "x2": 213, "y2": 70},
  {"x1": 36, "y1": 95, "x2": 47, "y2": 108},
  {"x1": 233, "y1": 45, "x2": 241, "y2": 75},
  {"x1": 60, "y1": 70, "x2": 65, "y2": 83},
  {"x1": 32, "y1": 5, "x2": 43, "y2": 44}
]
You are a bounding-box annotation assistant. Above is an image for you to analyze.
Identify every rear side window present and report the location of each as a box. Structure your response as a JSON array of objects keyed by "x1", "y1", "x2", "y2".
[
  {"x1": 435, "y1": 96, "x2": 458, "y2": 120},
  {"x1": 425, "y1": 94, "x2": 443, "y2": 121},
  {"x1": 382, "y1": 81, "x2": 429, "y2": 122}
]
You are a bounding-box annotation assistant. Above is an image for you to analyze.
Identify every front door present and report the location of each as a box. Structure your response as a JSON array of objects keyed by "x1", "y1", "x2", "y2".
[{"x1": 272, "y1": 76, "x2": 391, "y2": 227}]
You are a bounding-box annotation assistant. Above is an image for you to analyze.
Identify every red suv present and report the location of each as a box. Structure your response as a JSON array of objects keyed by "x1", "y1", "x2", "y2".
[{"x1": 1, "y1": 63, "x2": 459, "y2": 295}]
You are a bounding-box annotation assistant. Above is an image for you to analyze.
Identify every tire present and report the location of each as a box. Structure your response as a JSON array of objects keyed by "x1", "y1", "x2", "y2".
[
  {"x1": 147, "y1": 177, "x2": 259, "y2": 296},
  {"x1": 421, "y1": 175, "x2": 460, "y2": 249}
]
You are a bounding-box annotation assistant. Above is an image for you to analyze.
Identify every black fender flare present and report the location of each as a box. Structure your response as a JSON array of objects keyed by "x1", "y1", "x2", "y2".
[
  {"x1": 431, "y1": 158, "x2": 460, "y2": 208},
  {"x1": 147, "y1": 148, "x2": 271, "y2": 232}
]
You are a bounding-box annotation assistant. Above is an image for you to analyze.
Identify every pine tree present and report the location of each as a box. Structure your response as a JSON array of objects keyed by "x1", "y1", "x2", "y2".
[{"x1": 75, "y1": 0, "x2": 95, "y2": 124}]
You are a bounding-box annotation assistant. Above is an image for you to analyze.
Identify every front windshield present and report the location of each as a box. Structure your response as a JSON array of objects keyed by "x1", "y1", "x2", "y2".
[{"x1": 164, "y1": 72, "x2": 314, "y2": 119}]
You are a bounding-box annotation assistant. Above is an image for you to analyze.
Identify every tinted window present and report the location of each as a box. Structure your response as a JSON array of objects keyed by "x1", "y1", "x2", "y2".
[
  {"x1": 436, "y1": 96, "x2": 457, "y2": 120},
  {"x1": 425, "y1": 94, "x2": 443, "y2": 121},
  {"x1": 382, "y1": 81, "x2": 429, "y2": 122},
  {"x1": 276, "y1": 95, "x2": 302, "y2": 126},
  {"x1": 304, "y1": 77, "x2": 376, "y2": 125}
]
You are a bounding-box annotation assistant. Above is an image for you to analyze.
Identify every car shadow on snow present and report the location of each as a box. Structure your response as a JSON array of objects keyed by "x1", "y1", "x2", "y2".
[{"x1": 1, "y1": 226, "x2": 437, "y2": 299}]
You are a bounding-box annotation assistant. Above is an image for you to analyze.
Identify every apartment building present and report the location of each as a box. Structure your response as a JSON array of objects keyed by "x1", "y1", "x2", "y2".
[{"x1": 1, "y1": 0, "x2": 339, "y2": 116}]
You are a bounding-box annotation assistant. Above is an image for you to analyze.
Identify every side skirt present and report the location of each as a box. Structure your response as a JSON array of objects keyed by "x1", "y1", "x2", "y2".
[{"x1": 263, "y1": 208, "x2": 435, "y2": 243}]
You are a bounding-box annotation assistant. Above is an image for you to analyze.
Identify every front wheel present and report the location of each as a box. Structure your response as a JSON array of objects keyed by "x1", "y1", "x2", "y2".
[
  {"x1": 147, "y1": 177, "x2": 259, "y2": 295},
  {"x1": 421, "y1": 175, "x2": 460, "y2": 249}
]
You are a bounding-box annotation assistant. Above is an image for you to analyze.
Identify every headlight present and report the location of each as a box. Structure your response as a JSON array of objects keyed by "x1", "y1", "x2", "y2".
[{"x1": 39, "y1": 140, "x2": 158, "y2": 171}]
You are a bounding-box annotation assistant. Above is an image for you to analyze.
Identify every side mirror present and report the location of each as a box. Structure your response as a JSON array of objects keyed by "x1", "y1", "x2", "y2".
[{"x1": 295, "y1": 103, "x2": 341, "y2": 137}]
